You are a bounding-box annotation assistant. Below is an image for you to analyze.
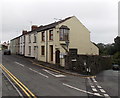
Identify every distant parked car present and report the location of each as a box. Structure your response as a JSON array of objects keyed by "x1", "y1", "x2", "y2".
[
  {"x1": 3, "y1": 49, "x2": 11, "y2": 55},
  {"x1": 112, "y1": 64, "x2": 120, "y2": 70}
]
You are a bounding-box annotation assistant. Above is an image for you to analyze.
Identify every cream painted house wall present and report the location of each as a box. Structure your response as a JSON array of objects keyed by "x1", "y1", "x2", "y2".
[
  {"x1": 37, "y1": 28, "x2": 66, "y2": 66},
  {"x1": 10, "y1": 39, "x2": 16, "y2": 54},
  {"x1": 25, "y1": 32, "x2": 38, "y2": 58},
  {"x1": 19, "y1": 35, "x2": 25, "y2": 55},
  {"x1": 37, "y1": 16, "x2": 99, "y2": 67},
  {"x1": 10, "y1": 16, "x2": 99, "y2": 67},
  {"x1": 10, "y1": 37, "x2": 20, "y2": 54},
  {"x1": 25, "y1": 34, "x2": 29, "y2": 57},
  {"x1": 56, "y1": 16, "x2": 99, "y2": 66},
  {"x1": 37, "y1": 30, "x2": 54, "y2": 63},
  {"x1": 57, "y1": 16, "x2": 99, "y2": 55}
]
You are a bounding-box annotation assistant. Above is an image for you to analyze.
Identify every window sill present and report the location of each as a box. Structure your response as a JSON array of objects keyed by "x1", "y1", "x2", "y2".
[
  {"x1": 59, "y1": 40, "x2": 66, "y2": 45},
  {"x1": 41, "y1": 55, "x2": 45, "y2": 57},
  {"x1": 49, "y1": 40, "x2": 54, "y2": 42},
  {"x1": 41, "y1": 41, "x2": 45, "y2": 42}
]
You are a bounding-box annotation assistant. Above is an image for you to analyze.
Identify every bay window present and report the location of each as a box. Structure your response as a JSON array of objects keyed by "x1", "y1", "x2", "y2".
[
  {"x1": 59, "y1": 26, "x2": 69, "y2": 41},
  {"x1": 49, "y1": 30, "x2": 53, "y2": 40}
]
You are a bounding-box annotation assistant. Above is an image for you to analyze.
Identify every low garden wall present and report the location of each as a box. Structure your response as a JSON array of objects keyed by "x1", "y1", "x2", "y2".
[{"x1": 65, "y1": 55, "x2": 112, "y2": 75}]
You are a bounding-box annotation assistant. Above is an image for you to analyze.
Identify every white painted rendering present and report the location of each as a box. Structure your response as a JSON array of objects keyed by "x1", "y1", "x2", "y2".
[{"x1": 25, "y1": 32, "x2": 38, "y2": 58}]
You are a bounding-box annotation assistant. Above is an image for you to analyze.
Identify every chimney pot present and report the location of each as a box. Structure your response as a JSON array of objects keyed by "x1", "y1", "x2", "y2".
[
  {"x1": 31, "y1": 25, "x2": 38, "y2": 31},
  {"x1": 22, "y1": 30, "x2": 27, "y2": 35}
]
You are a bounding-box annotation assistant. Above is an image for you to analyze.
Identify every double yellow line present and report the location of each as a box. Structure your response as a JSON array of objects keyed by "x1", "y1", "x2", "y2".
[{"x1": 0, "y1": 64, "x2": 37, "y2": 98}]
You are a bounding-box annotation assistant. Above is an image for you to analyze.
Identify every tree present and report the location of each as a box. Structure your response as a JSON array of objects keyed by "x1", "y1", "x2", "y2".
[
  {"x1": 97, "y1": 43, "x2": 115, "y2": 55},
  {"x1": 112, "y1": 52, "x2": 120, "y2": 65},
  {"x1": 105, "y1": 44, "x2": 116, "y2": 55},
  {"x1": 97, "y1": 43, "x2": 106, "y2": 55},
  {"x1": 114, "y1": 36, "x2": 120, "y2": 52}
]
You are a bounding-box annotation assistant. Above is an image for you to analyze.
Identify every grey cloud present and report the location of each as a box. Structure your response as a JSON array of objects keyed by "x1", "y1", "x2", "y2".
[{"x1": 1, "y1": 0, "x2": 118, "y2": 44}]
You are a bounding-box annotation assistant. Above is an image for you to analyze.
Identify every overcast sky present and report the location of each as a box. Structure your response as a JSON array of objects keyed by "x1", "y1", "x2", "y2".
[{"x1": 0, "y1": 0, "x2": 119, "y2": 44}]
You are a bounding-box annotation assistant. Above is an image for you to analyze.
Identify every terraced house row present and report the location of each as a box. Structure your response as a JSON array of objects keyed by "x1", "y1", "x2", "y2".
[{"x1": 10, "y1": 16, "x2": 99, "y2": 67}]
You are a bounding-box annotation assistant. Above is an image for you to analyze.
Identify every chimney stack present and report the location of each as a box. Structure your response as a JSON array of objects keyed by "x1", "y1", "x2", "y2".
[
  {"x1": 22, "y1": 30, "x2": 27, "y2": 35},
  {"x1": 31, "y1": 25, "x2": 38, "y2": 31}
]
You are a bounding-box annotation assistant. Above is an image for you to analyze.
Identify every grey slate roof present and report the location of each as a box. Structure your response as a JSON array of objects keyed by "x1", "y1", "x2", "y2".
[
  {"x1": 36, "y1": 16, "x2": 72, "y2": 32},
  {"x1": 11, "y1": 16, "x2": 73, "y2": 41}
]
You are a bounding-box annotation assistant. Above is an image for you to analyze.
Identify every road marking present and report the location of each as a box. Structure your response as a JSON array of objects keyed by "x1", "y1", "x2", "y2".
[
  {"x1": 54, "y1": 75, "x2": 65, "y2": 77},
  {"x1": 92, "y1": 88, "x2": 97, "y2": 92},
  {"x1": 62, "y1": 83, "x2": 103, "y2": 96},
  {"x1": 43, "y1": 69, "x2": 66, "y2": 78},
  {"x1": 0, "y1": 64, "x2": 36, "y2": 98},
  {"x1": 100, "y1": 89, "x2": 106, "y2": 93},
  {"x1": 91, "y1": 86, "x2": 94, "y2": 88},
  {"x1": 92, "y1": 77, "x2": 97, "y2": 82},
  {"x1": 29, "y1": 68, "x2": 48, "y2": 78},
  {"x1": 104, "y1": 94, "x2": 110, "y2": 98},
  {"x1": 97, "y1": 85, "x2": 102, "y2": 88},
  {"x1": 89, "y1": 77, "x2": 111, "y2": 98},
  {"x1": 14, "y1": 62, "x2": 24, "y2": 67},
  {"x1": 94, "y1": 93, "x2": 101, "y2": 96},
  {"x1": 38, "y1": 72, "x2": 49, "y2": 78},
  {"x1": 88, "y1": 78, "x2": 98, "y2": 92},
  {"x1": 2, "y1": 71, "x2": 24, "y2": 97}
]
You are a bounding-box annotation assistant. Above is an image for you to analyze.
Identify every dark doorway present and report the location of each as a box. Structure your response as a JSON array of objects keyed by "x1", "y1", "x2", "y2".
[
  {"x1": 55, "y1": 50, "x2": 60, "y2": 65},
  {"x1": 50, "y1": 45, "x2": 53, "y2": 61}
]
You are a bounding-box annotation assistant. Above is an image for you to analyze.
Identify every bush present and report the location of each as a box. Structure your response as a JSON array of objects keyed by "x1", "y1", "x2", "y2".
[{"x1": 112, "y1": 52, "x2": 120, "y2": 65}]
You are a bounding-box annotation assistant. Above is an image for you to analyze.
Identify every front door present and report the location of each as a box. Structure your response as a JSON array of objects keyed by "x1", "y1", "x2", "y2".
[
  {"x1": 55, "y1": 50, "x2": 60, "y2": 65},
  {"x1": 50, "y1": 45, "x2": 53, "y2": 61},
  {"x1": 34, "y1": 46, "x2": 38, "y2": 59}
]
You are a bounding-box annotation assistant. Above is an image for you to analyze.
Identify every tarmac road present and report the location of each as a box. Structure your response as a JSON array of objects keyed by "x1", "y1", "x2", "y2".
[{"x1": 1, "y1": 54, "x2": 119, "y2": 97}]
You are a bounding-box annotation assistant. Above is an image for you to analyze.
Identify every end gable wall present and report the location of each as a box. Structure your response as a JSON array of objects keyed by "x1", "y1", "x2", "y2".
[{"x1": 58, "y1": 16, "x2": 99, "y2": 55}]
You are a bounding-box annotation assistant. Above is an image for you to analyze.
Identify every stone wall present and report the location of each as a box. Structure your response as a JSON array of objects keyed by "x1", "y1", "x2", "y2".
[{"x1": 65, "y1": 54, "x2": 112, "y2": 75}]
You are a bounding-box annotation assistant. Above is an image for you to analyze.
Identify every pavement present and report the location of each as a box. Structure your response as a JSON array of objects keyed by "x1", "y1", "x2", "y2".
[
  {"x1": 2, "y1": 72, "x2": 19, "y2": 97},
  {"x1": 1, "y1": 54, "x2": 119, "y2": 97},
  {"x1": 18, "y1": 55, "x2": 92, "y2": 77}
]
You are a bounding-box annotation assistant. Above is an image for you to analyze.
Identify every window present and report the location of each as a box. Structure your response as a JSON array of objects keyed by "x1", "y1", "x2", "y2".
[
  {"x1": 42, "y1": 32, "x2": 45, "y2": 41},
  {"x1": 29, "y1": 35, "x2": 31, "y2": 43},
  {"x1": 23, "y1": 36, "x2": 25, "y2": 43},
  {"x1": 49, "y1": 30, "x2": 53, "y2": 40},
  {"x1": 34, "y1": 34, "x2": 37, "y2": 43},
  {"x1": 41, "y1": 46, "x2": 45, "y2": 55},
  {"x1": 59, "y1": 29, "x2": 69, "y2": 41},
  {"x1": 64, "y1": 29, "x2": 69, "y2": 41},
  {"x1": 34, "y1": 46, "x2": 37, "y2": 54},
  {"x1": 23, "y1": 45, "x2": 25, "y2": 54},
  {"x1": 60, "y1": 29, "x2": 64, "y2": 41},
  {"x1": 29, "y1": 46, "x2": 31, "y2": 55},
  {"x1": 20, "y1": 37, "x2": 22, "y2": 44}
]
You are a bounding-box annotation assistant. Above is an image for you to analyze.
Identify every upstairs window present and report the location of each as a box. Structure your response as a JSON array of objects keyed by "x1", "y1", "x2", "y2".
[
  {"x1": 42, "y1": 32, "x2": 45, "y2": 41},
  {"x1": 41, "y1": 46, "x2": 45, "y2": 55},
  {"x1": 34, "y1": 34, "x2": 37, "y2": 43},
  {"x1": 59, "y1": 28, "x2": 69, "y2": 41},
  {"x1": 49, "y1": 30, "x2": 53, "y2": 40},
  {"x1": 23, "y1": 36, "x2": 25, "y2": 43},
  {"x1": 29, "y1": 35, "x2": 31, "y2": 43},
  {"x1": 29, "y1": 46, "x2": 31, "y2": 55}
]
